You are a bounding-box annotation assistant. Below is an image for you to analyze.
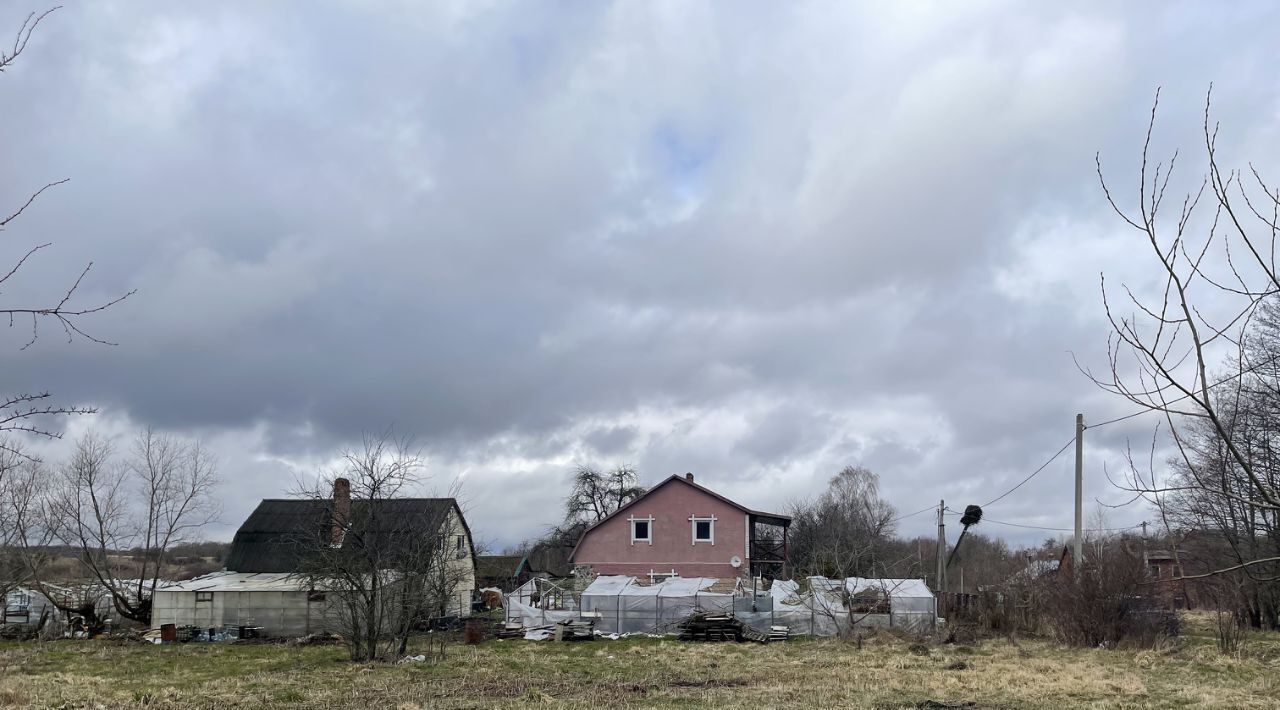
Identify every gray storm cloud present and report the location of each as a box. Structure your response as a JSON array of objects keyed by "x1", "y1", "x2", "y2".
[{"x1": 3, "y1": 0, "x2": 1279, "y2": 547}]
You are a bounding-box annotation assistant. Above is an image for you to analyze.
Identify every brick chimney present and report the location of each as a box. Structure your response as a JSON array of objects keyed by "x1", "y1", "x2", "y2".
[
  {"x1": 685, "y1": 472, "x2": 694, "y2": 482},
  {"x1": 330, "y1": 477, "x2": 351, "y2": 547}
]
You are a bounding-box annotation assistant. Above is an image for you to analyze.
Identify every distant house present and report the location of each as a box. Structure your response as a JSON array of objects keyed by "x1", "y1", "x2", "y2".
[
  {"x1": 1145, "y1": 549, "x2": 1202, "y2": 609},
  {"x1": 569, "y1": 473, "x2": 790, "y2": 581},
  {"x1": 477, "y1": 541, "x2": 576, "y2": 592},
  {"x1": 153, "y1": 479, "x2": 476, "y2": 636},
  {"x1": 475, "y1": 555, "x2": 525, "y2": 591}
]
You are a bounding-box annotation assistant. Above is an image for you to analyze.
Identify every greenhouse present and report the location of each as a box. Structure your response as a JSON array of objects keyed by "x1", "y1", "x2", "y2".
[{"x1": 504, "y1": 574, "x2": 937, "y2": 637}]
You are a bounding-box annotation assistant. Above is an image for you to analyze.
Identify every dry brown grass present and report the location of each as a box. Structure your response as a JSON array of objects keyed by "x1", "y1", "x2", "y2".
[{"x1": 0, "y1": 618, "x2": 1275, "y2": 708}]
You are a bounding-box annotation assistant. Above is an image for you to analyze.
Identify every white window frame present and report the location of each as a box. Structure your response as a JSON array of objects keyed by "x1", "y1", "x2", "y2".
[
  {"x1": 195, "y1": 591, "x2": 213, "y2": 603},
  {"x1": 629, "y1": 515, "x2": 654, "y2": 545},
  {"x1": 648, "y1": 569, "x2": 679, "y2": 583},
  {"x1": 689, "y1": 515, "x2": 716, "y2": 545}
]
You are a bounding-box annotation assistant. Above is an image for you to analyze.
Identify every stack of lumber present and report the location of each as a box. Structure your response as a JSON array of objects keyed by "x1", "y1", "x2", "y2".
[
  {"x1": 554, "y1": 618, "x2": 595, "y2": 641},
  {"x1": 677, "y1": 613, "x2": 743, "y2": 642},
  {"x1": 495, "y1": 622, "x2": 525, "y2": 639},
  {"x1": 768, "y1": 625, "x2": 790, "y2": 642}
]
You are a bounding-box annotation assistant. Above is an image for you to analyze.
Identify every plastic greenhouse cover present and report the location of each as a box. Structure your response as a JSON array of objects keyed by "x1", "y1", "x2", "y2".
[
  {"x1": 581, "y1": 576, "x2": 729, "y2": 598},
  {"x1": 842, "y1": 578, "x2": 934, "y2": 599},
  {"x1": 769, "y1": 580, "x2": 800, "y2": 602},
  {"x1": 581, "y1": 575, "x2": 633, "y2": 596}
]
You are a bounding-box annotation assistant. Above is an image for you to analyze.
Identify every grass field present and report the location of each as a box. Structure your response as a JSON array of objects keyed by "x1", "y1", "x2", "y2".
[{"x1": 0, "y1": 615, "x2": 1276, "y2": 708}]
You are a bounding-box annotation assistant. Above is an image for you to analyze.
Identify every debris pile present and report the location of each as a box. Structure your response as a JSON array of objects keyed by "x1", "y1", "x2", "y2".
[
  {"x1": 677, "y1": 612, "x2": 744, "y2": 642},
  {"x1": 554, "y1": 618, "x2": 595, "y2": 641},
  {"x1": 496, "y1": 621, "x2": 525, "y2": 640}
]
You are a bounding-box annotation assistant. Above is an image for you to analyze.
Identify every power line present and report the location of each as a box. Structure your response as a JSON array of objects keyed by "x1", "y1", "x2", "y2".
[
  {"x1": 888, "y1": 505, "x2": 935, "y2": 524},
  {"x1": 1085, "y1": 408, "x2": 1150, "y2": 429},
  {"x1": 981, "y1": 517, "x2": 1144, "y2": 533},
  {"x1": 982, "y1": 438, "x2": 1075, "y2": 508}
]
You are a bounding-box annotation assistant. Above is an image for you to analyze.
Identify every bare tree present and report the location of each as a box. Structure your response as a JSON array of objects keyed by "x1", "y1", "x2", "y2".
[
  {"x1": 0, "y1": 443, "x2": 46, "y2": 599},
  {"x1": 41, "y1": 429, "x2": 219, "y2": 626},
  {"x1": 293, "y1": 433, "x2": 473, "y2": 662},
  {"x1": 1089, "y1": 87, "x2": 1280, "y2": 592},
  {"x1": 1, "y1": 7, "x2": 134, "y2": 456},
  {"x1": 1038, "y1": 541, "x2": 1174, "y2": 648},
  {"x1": 788, "y1": 466, "x2": 897, "y2": 580},
  {"x1": 563, "y1": 464, "x2": 645, "y2": 526}
]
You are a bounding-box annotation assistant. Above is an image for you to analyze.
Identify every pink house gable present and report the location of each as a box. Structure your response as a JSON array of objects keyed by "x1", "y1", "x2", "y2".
[{"x1": 570, "y1": 473, "x2": 789, "y2": 580}]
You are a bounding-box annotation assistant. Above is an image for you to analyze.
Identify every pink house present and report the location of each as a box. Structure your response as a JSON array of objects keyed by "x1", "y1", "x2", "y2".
[{"x1": 569, "y1": 473, "x2": 791, "y2": 581}]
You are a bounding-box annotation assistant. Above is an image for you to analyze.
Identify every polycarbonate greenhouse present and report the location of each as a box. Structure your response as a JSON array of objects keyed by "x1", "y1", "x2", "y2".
[{"x1": 505, "y1": 574, "x2": 937, "y2": 637}]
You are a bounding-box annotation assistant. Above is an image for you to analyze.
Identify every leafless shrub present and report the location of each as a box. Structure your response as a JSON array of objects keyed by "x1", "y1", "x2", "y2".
[
  {"x1": 1215, "y1": 609, "x2": 1246, "y2": 655},
  {"x1": 1037, "y1": 546, "x2": 1176, "y2": 648}
]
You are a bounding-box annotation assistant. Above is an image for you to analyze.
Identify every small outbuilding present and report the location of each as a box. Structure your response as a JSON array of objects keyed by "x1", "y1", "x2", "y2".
[
  {"x1": 151, "y1": 572, "x2": 329, "y2": 637},
  {"x1": 152, "y1": 480, "x2": 477, "y2": 637}
]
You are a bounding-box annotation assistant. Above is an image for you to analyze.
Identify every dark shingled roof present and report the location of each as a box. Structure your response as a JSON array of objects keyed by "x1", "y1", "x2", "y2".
[
  {"x1": 227, "y1": 498, "x2": 464, "y2": 573},
  {"x1": 475, "y1": 555, "x2": 523, "y2": 586}
]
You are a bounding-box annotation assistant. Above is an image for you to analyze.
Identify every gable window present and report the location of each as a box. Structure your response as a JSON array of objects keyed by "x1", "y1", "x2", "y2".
[
  {"x1": 689, "y1": 515, "x2": 716, "y2": 545},
  {"x1": 195, "y1": 591, "x2": 213, "y2": 603},
  {"x1": 629, "y1": 515, "x2": 654, "y2": 545}
]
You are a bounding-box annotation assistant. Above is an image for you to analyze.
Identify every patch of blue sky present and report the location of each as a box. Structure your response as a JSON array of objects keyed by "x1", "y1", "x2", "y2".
[{"x1": 651, "y1": 122, "x2": 719, "y2": 201}]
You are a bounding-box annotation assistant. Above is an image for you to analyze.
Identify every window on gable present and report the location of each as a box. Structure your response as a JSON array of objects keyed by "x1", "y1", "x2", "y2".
[
  {"x1": 630, "y1": 516, "x2": 653, "y2": 544},
  {"x1": 695, "y1": 520, "x2": 712, "y2": 541},
  {"x1": 690, "y1": 515, "x2": 716, "y2": 544}
]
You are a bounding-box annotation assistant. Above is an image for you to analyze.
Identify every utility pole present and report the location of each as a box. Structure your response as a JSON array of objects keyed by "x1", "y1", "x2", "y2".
[
  {"x1": 936, "y1": 500, "x2": 946, "y2": 594},
  {"x1": 1074, "y1": 413, "x2": 1084, "y2": 574}
]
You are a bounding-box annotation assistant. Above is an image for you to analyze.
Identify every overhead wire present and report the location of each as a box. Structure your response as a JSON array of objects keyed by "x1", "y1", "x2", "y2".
[
  {"x1": 888, "y1": 505, "x2": 936, "y2": 524},
  {"x1": 981, "y1": 438, "x2": 1075, "y2": 508},
  {"x1": 893, "y1": 357, "x2": 1280, "y2": 525},
  {"x1": 980, "y1": 517, "x2": 1145, "y2": 533}
]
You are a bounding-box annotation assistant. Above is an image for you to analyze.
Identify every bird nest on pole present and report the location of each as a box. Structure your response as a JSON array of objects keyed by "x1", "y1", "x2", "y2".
[{"x1": 946, "y1": 505, "x2": 984, "y2": 570}]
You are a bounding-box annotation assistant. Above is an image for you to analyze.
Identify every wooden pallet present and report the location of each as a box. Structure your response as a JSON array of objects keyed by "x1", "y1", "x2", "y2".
[{"x1": 554, "y1": 619, "x2": 595, "y2": 641}]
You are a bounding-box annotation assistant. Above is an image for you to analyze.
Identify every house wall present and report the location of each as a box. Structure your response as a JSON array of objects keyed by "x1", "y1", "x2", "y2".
[
  {"x1": 442, "y1": 507, "x2": 476, "y2": 616},
  {"x1": 573, "y1": 480, "x2": 751, "y2": 579}
]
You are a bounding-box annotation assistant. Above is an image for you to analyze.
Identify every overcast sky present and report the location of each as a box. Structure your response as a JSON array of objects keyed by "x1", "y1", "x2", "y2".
[{"x1": 4, "y1": 1, "x2": 1280, "y2": 550}]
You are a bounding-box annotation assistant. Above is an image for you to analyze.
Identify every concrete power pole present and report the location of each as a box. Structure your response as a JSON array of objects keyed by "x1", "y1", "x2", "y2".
[
  {"x1": 1074, "y1": 413, "x2": 1084, "y2": 574},
  {"x1": 936, "y1": 500, "x2": 946, "y2": 594}
]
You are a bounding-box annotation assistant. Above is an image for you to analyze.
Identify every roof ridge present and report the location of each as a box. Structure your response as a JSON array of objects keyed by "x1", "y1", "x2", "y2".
[{"x1": 253, "y1": 497, "x2": 457, "y2": 502}]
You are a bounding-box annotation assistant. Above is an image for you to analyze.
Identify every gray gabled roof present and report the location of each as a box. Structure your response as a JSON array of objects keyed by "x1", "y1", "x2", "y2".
[{"x1": 226, "y1": 498, "x2": 464, "y2": 574}]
